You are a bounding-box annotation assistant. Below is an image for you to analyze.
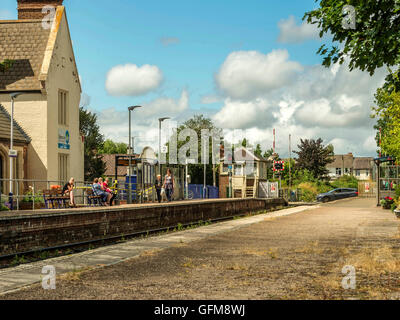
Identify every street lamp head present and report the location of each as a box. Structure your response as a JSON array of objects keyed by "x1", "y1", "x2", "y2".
[
  {"x1": 128, "y1": 105, "x2": 142, "y2": 111},
  {"x1": 159, "y1": 117, "x2": 170, "y2": 122},
  {"x1": 10, "y1": 92, "x2": 24, "y2": 100}
]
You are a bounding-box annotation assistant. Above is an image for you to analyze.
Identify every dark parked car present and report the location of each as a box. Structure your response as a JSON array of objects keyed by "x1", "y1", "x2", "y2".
[{"x1": 317, "y1": 188, "x2": 359, "y2": 203}]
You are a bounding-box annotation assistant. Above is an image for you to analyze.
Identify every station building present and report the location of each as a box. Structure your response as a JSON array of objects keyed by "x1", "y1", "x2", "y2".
[{"x1": 0, "y1": 0, "x2": 84, "y2": 193}]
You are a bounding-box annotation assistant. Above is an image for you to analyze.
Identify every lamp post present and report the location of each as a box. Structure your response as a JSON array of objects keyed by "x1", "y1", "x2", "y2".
[
  {"x1": 8, "y1": 92, "x2": 24, "y2": 210},
  {"x1": 128, "y1": 106, "x2": 142, "y2": 204},
  {"x1": 158, "y1": 117, "x2": 170, "y2": 176}
]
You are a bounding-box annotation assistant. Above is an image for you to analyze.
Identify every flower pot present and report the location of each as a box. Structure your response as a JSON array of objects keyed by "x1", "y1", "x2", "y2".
[{"x1": 395, "y1": 209, "x2": 400, "y2": 219}]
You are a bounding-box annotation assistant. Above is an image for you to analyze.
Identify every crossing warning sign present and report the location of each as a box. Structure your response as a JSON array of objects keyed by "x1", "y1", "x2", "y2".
[{"x1": 273, "y1": 161, "x2": 285, "y2": 172}]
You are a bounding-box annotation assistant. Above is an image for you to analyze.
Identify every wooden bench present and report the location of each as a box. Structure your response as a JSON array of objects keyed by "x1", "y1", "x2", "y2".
[
  {"x1": 43, "y1": 189, "x2": 70, "y2": 209},
  {"x1": 86, "y1": 188, "x2": 105, "y2": 207}
]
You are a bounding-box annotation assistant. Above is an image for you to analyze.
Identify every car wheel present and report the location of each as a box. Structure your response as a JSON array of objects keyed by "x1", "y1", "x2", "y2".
[{"x1": 322, "y1": 197, "x2": 330, "y2": 203}]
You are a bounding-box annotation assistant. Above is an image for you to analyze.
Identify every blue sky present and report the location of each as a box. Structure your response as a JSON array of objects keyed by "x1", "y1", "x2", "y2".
[{"x1": 0, "y1": 0, "x2": 385, "y2": 156}]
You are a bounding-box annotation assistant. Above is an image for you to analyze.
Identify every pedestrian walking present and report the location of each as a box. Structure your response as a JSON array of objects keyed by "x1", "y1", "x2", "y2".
[{"x1": 163, "y1": 169, "x2": 175, "y2": 202}]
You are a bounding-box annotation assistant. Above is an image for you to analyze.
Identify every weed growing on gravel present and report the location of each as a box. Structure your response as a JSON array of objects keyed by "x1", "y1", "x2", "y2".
[
  {"x1": 345, "y1": 246, "x2": 400, "y2": 276},
  {"x1": 10, "y1": 255, "x2": 27, "y2": 266}
]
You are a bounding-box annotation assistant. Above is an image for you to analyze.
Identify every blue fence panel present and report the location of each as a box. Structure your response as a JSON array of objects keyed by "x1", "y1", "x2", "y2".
[
  {"x1": 207, "y1": 186, "x2": 219, "y2": 199},
  {"x1": 188, "y1": 184, "x2": 219, "y2": 199},
  {"x1": 124, "y1": 175, "x2": 137, "y2": 201}
]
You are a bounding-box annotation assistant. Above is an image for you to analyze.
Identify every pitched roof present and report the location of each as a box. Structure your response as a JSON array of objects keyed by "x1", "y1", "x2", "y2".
[
  {"x1": 0, "y1": 104, "x2": 31, "y2": 144},
  {"x1": 221, "y1": 146, "x2": 268, "y2": 163},
  {"x1": 0, "y1": 19, "x2": 51, "y2": 92},
  {"x1": 327, "y1": 154, "x2": 354, "y2": 169},
  {"x1": 102, "y1": 154, "x2": 140, "y2": 178},
  {"x1": 353, "y1": 157, "x2": 373, "y2": 170}
]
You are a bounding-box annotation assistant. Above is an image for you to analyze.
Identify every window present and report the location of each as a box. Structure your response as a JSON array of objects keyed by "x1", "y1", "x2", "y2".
[
  {"x1": 234, "y1": 165, "x2": 243, "y2": 176},
  {"x1": 58, "y1": 90, "x2": 68, "y2": 125},
  {"x1": 336, "y1": 168, "x2": 342, "y2": 176},
  {"x1": 356, "y1": 170, "x2": 361, "y2": 177},
  {"x1": 58, "y1": 154, "x2": 69, "y2": 183}
]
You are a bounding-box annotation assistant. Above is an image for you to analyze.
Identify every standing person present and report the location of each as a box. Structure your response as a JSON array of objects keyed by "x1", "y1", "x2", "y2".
[
  {"x1": 163, "y1": 169, "x2": 175, "y2": 202},
  {"x1": 155, "y1": 174, "x2": 163, "y2": 203},
  {"x1": 62, "y1": 178, "x2": 76, "y2": 208}
]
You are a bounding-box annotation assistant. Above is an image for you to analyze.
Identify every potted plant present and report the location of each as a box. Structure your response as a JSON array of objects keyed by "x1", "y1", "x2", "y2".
[
  {"x1": 382, "y1": 197, "x2": 394, "y2": 209},
  {"x1": 19, "y1": 188, "x2": 45, "y2": 210}
]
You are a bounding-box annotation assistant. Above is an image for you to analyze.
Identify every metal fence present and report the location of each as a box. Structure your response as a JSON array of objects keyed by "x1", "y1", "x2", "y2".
[{"x1": 0, "y1": 178, "x2": 90, "y2": 211}]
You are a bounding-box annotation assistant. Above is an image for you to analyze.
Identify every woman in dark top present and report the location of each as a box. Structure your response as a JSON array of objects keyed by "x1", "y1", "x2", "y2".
[{"x1": 62, "y1": 177, "x2": 76, "y2": 207}]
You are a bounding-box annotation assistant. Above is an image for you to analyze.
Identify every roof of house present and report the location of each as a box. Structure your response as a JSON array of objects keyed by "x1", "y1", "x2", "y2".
[
  {"x1": 0, "y1": 6, "x2": 81, "y2": 93},
  {"x1": 353, "y1": 157, "x2": 374, "y2": 170},
  {"x1": 0, "y1": 104, "x2": 31, "y2": 144},
  {"x1": 327, "y1": 154, "x2": 355, "y2": 169},
  {"x1": 221, "y1": 146, "x2": 268, "y2": 163},
  {"x1": 0, "y1": 19, "x2": 50, "y2": 92},
  {"x1": 102, "y1": 154, "x2": 140, "y2": 178}
]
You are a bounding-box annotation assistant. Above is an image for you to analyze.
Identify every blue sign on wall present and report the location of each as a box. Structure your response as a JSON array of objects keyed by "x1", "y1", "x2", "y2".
[{"x1": 58, "y1": 129, "x2": 70, "y2": 150}]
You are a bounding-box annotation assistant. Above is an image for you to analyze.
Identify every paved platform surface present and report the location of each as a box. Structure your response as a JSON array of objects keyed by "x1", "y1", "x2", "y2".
[
  {"x1": 0, "y1": 205, "x2": 314, "y2": 297},
  {"x1": 2, "y1": 198, "x2": 399, "y2": 300}
]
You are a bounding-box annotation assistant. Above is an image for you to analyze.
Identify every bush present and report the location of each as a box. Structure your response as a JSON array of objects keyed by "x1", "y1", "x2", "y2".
[
  {"x1": 395, "y1": 185, "x2": 400, "y2": 199},
  {"x1": 298, "y1": 182, "x2": 318, "y2": 202},
  {"x1": 331, "y1": 175, "x2": 359, "y2": 189}
]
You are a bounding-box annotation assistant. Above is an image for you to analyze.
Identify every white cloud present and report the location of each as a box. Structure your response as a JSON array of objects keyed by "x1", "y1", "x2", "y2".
[
  {"x1": 215, "y1": 50, "x2": 303, "y2": 100},
  {"x1": 97, "y1": 90, "x2": 190, "y2": 152},
  {"x1": 105, "y1": 64, "x2": 163, "y2": 96},
  {"x1": 363, "y1": 136, "x2": 378, "y2": 153},
  {"x1": 160, "y1": 37, "x2": 180, "y2": 46},
  {"x1": 277, "y1": 15, "x2": 320, "y2": 44},
  {"x1": 213, "y1": 98, "x2": 275, "y2": 129},
  {"x1": 141, "y1": 89, "x2": 189, "y2": 117},
  {"x1": 209, "y1": 48, "x2": 386, "y2": 157},
  {"x1": 294, "y1": 98, "x2": 364, "y2": 128}
]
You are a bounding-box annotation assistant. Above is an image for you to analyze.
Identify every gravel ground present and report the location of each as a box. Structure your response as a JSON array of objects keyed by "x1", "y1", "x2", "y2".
[{"x1": 2, "y1": 198, "x2": 400, "y2": 300}]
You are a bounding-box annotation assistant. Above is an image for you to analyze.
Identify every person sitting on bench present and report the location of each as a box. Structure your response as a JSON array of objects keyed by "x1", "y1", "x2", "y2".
[
  {"x1": 93, "y1": 178, "x2": 112, "y2": 206},
  {"x1": 62, "y1": 177, "x2": 76, "y2": 208},
  {"x1": 99, "y1": 177, "x2": 117, "y2": 206}
]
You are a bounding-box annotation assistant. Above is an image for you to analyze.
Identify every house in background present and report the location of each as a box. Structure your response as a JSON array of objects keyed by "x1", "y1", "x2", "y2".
[
  {"x1": 327, "y1": 153, "x2": 373, "y2": 180},
  {"x1": 0, "y1": 0, "x2": 84, "y2": 192},
  {"x1": 353, "y1": 157, "x2": 374, "y2": 180},
  {"x1": 219, "y1": 147, "x2": 269, "y2": 198}
]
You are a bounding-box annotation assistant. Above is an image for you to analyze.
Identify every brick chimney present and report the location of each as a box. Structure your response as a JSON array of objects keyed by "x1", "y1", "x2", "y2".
[{"x1": 17, "y1": 0, "x2": 63, "y2": 20}]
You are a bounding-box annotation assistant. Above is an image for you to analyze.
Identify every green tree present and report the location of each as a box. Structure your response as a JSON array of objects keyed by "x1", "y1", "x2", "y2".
[
  {"x1": 79, "y1": 107, "x2": 106, "y2": 181},
  {"x1": 98, "y1": 139, "x2": 128, "y2": 155},
  {"x1": 372, "y1": 89, "x2": 400, "y2": 160},
  {"x1": 254, "y1": 144, "x2": 263, "y2": 158},
  {"x1": 303, "y1": 0, "x2": 400, "y2": 87},
  {"x1": 170, "y1": 115, "x2": 222, "y2": 185},
  {"x1": 263, "y1": 148, "x2": 274, "y2": 159},
  {"x1": 294, "y1": 138, "x2": 334, "y2": 180}
]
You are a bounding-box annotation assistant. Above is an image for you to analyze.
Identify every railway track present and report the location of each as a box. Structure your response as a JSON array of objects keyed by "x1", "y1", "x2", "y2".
[{"x1": 0, "y1": 211, "x2": 264, "y2": 269}]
